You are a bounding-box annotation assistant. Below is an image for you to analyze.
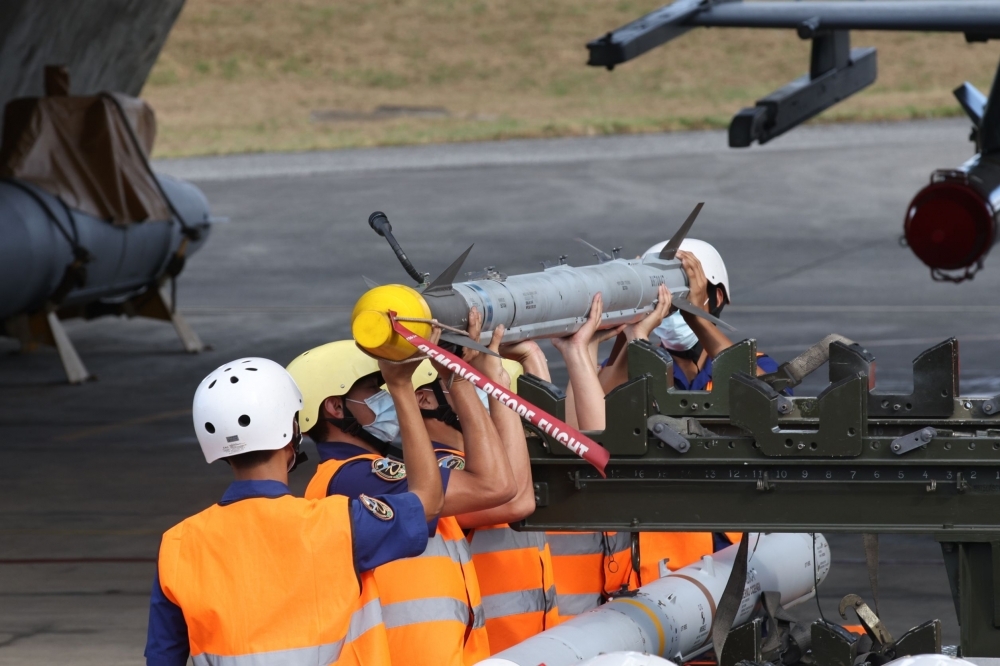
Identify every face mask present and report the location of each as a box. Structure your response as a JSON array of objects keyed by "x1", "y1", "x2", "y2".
[
  {"x1": 654, "y1": 310, "x2": 699, "y2": 352},
  {"x1": 350, "y1": 390, "x2": 401, "y2": 444}
]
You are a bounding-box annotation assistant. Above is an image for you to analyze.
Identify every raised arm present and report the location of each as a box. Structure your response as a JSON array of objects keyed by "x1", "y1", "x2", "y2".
[
  {"x1": 598, "y1": 283, "x2": 672, "y2": 393},
  {"x1": 553, "y1": 292, "x2": 623, "y2": 431},
  {"x1": 381, "y1": 359, "x2": 444, "y2": 521},
  {"x1": 457, "y1": 325, "x2": 535, "y2": 529},
  {"x1": 437, "y1": 308, "x2": 517, "y2": 517},
  {"x1": 676, "y1": 250, "x2": 735, "y2": 361}
]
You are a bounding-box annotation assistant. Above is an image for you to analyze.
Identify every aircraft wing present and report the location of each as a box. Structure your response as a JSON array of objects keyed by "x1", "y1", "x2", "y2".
[{"x1": 588, "y1": 0, "x2": 1000, "y2": 68}]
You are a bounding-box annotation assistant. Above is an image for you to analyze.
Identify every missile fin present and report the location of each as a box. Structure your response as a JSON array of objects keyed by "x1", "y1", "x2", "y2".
[
  {"x1": 424, "y1": 245, "x2": 474, "y2": 295},
  {"x1": 439, "y1": 332, "x2": 501, "y2": 358},
  {"x1": 659, "y1": 202, "x2": 704, "y2": 260},
  {"x1": 576, "y1": 238, "x2": 613, "y2": 263},
  {"x1": 362, "y1": 275, "x2": 381, "y2": 289},
  {"x1": 673, "y1": 295, "x2": 736, "y2": 332}
]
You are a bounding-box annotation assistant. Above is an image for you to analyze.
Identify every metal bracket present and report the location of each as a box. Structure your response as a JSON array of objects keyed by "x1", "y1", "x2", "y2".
[
  {"x1": 982, "y1": 395, "x2": 1000, "y2": 417},
  {"x1": 730, "y1": 31, "x2": 877, "y2": 147},
  {"x1": 829, "y1": 339, "x2": 959, "y2": 418},
  {"x1": 720, "y1": 616, "x2": 763, "y2": 666},
  {"x1": 891, "y1": 427, "x2": 937, "y2": 456},
  {"x1": 839, "y1": 593, "x2": 895, "y2": 647},
  {"x1": 601, "y1": 376, "x2": 650, "y2": 455},
  {"x1": 730, "y1": 371, "x2": 867, "y2": 457},
  {"x1": 518, "y1": 374, "x2": 571, "y2": 455},
  {"x1": 628, "y1": 337, "x2": 758, "y2": 417},
  {"x1": 647, "y1": 415, "x2": 692, "y2": 453}
]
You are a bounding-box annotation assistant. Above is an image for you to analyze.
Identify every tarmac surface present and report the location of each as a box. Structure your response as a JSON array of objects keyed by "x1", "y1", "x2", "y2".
[{"x1": 2, "y1": 118, "x2": 997, "y2": 664}]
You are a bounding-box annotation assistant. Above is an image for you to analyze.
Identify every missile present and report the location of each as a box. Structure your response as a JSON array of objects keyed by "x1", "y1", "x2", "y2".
[
  {"x1": 478, "y1": 532, "x2": 831, "y2": 666},
  {"x1": 352, "y1": 205, "x2": 733, "y2": 361},
  {"x1": 0, "y1": 175, "x2": 211, "y2": 321}
]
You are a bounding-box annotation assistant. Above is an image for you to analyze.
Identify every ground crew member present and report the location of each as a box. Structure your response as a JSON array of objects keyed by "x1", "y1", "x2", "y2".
[
  {"x1": 465, "y1": 340, "x2": 560, "y2": 652},
  {"x1": 400, "y1": 317, "x2": 541, "y2": 660},
  {"x1": 541, "y1": 293, "x2": 656, "y2": 616},
  {"x1": 144, "y1": 356, "x2": 443, "y2": 666},
  {"x1": 642, "y1": 239, "x2": 781, "y2": 389},
  {"x1": 286, "y1": 315, "x2": 521, "y2": 666}
]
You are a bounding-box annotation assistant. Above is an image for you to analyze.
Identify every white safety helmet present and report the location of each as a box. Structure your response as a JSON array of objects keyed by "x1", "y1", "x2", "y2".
[
  {"x1": 192, "y1": 358, "x2": 304, "y2": 463},
  {"x1": 643, "y1": 238, "x2": 731, "y2": 303}
]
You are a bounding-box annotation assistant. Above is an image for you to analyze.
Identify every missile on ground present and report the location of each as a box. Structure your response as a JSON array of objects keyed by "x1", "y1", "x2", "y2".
[
  {"x1": 0, "y1": 78, "x2": 215, "y2": 382},
  {"x1": 352, "y1": 205, "x2": 732, "y2": 360},
  {"x1": 478, "y1": 533, "x2": 831, "y2": 666},
  {"x1": 0, "y1": 175, "x2": 211, "y2": 321}
]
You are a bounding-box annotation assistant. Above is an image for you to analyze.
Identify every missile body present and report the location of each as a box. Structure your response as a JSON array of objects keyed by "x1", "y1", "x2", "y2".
[
  {"x1": 425, "y1": 256, "x2": 691, "y2": 343},
  {"x1": 352, "y1": 255, "x2": 706, "y2": 360},
  {"x1": 352, "y1": 204, "x2": 728, "y2": 359},
  {"x1": 0, "y1": 174, "x2": 211, "y2": 320},
  {"x1": 478, "y1": 533, "x2": 831, "y2": 666}
]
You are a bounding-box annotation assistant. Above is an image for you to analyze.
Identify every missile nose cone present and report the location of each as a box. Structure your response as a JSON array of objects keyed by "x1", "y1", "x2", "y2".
[
  {"x1": 351, "y1": 284, "x2": 432, "y2": 361},
  {"x1": 352, "y1": 310, "x2": 395, "y2": 352}
]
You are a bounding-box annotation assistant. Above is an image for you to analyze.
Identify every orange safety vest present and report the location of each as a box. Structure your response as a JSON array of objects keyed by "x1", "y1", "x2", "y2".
[
  {"x1": 158, "y1": 494, "x2": 389, "y2": 666},
  {"x1": 547, "y1": 531, "x2": 634, "y2": 618},
  {"x1": 468, "y1": 525, "x2": 560, "y2": 653},
  {"x1": 636, "y1": 532, "x2": 714, "y2": 586},
  {"x1": 307, "y1": 452, "x2": 489, "y2": 666}
]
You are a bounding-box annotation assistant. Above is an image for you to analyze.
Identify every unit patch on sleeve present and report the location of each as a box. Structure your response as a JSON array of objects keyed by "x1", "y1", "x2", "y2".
[
  {"x1": 372, "y1": 457, "x2": 407, "y2": 481},
  {"x1": 437, "y1": 454, "x2": 466, "y2": 470},
  {"x1": 360, "y1": 494, "x2": 394, "y2": 521}
]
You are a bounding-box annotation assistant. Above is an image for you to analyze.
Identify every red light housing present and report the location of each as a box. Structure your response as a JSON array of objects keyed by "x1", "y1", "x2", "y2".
[{"x1": 904, "y1": 177, "x2": 996, "y2": 280}]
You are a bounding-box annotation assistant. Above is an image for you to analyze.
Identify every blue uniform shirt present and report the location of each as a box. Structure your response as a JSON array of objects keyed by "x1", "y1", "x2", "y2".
[
  {"x1": 672, "y1": 354, "x2": 780, "y2": 391},
  {"x1": 316, "y1": 440, "x2": 454, "y2": 509},
  {"x1": 145, "y1": 478, "x2": 428, "y2": 666}
]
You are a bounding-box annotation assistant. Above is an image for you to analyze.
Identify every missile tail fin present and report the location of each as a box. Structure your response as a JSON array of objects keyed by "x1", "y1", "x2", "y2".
[
  {"x1": 659, "y1": 202, "x2": 704, "y2": 260},
  {"x1": 425, "y1": 245, "x2": 474, "y2": 295},
  {"x1": 575, "y1": 238, "x2": 613, "y2": 263},
  {"x1": 439, "y1": 332, "x2": 501, "y2": 357},
  {"x1": 673, "y1": 295, "x2": 736, "y2": 332},
  {"x1": 362, "y1": 275, "x2": 381, "y2": 289}
]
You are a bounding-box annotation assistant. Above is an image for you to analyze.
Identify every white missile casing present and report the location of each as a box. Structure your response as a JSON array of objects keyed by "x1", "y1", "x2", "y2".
[
  {"x1": 478, "y1": 533, "x2": 831, "y2": 666},
  {"x1": 425, "y1": 255, "x2": 692, "y2": 343}
]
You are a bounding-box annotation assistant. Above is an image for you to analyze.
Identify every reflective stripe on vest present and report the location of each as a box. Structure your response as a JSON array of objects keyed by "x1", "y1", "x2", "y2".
[
  {"x1": 383, "y1": 596, "x2": 482, "y2": 628},
  {"x1": 189, "y1": 596, "x2": 383, "y2": 666},
  {"x1": 191, "y1": 643, "x2": 343, "y2": 666},
  {"x1": 159, "y1": 495, "x2": 380, "y2": 666},
  {"x1": 307, "y1": 453, "x2": 489, "y2": 665},
  {"x1": 481, "y1": 587, "x2": 558, "y2": 618},
  {"x1": 548, "y1": 531, "x2": 635, "y2": 618},
  {"x1": 470, "y1": 525, "x2": 560, "y2": 654}
]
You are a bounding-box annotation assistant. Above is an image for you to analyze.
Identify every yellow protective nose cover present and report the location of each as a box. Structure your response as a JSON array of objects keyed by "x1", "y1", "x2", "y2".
[{"x1": 351, "y1": 284, "x2": 433, "y2": 360}]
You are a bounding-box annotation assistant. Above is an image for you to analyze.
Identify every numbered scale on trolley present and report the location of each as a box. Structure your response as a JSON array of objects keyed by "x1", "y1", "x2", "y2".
[{"x1": 519, "y1": 337, "x2": 1000, "y2": 535}]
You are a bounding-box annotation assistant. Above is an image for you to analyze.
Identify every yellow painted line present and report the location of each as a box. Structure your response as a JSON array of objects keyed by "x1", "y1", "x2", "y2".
[
  {"x1": 614, "y1": 597, "x2": 665, "y2": 656},
  {"x1": 55, "y1": 408, "x2": 192, "y2": 442}
]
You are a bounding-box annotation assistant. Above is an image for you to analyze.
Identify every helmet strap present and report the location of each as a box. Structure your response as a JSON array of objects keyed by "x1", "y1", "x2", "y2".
[
  {"x1": 324, "y1": 400, "x2": 390, "y2": 455},
  {"x1": 708, "y1": 285, "x2": 726, "y2": 318},
  {"x1": 288, "y1": 431, "x2": 309, "y2": 473},
  {"x1": 419, "y1": 381, "x2": 463, "y2": 432},
  {"x1": 670, "y1": 342, "x2": 704, "y2": 363}
]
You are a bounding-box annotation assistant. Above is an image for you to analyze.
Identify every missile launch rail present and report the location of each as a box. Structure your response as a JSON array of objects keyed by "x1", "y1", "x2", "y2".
[{"x1": 518, "y1": 336, "x2": 1000, "y2": 657}]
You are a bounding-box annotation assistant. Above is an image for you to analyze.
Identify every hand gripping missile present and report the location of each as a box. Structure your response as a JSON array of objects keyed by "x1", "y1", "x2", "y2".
[{"x1": 352, "y1": 203, "x2": 733, "y2": 361}]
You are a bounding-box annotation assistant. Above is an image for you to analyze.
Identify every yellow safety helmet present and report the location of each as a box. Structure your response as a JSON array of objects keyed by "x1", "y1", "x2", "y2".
[
  {"x1": 286, "y1": 340, "x2": 380, "y2": 432},
  {"x1": 407, "y1": 357, "x2": 525, "y2": 393}
]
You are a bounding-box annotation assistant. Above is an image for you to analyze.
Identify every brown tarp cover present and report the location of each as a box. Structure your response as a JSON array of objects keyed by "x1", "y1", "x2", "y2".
[{"x1": 0, "y1": 92, "x2": 170, "y2": 226}]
